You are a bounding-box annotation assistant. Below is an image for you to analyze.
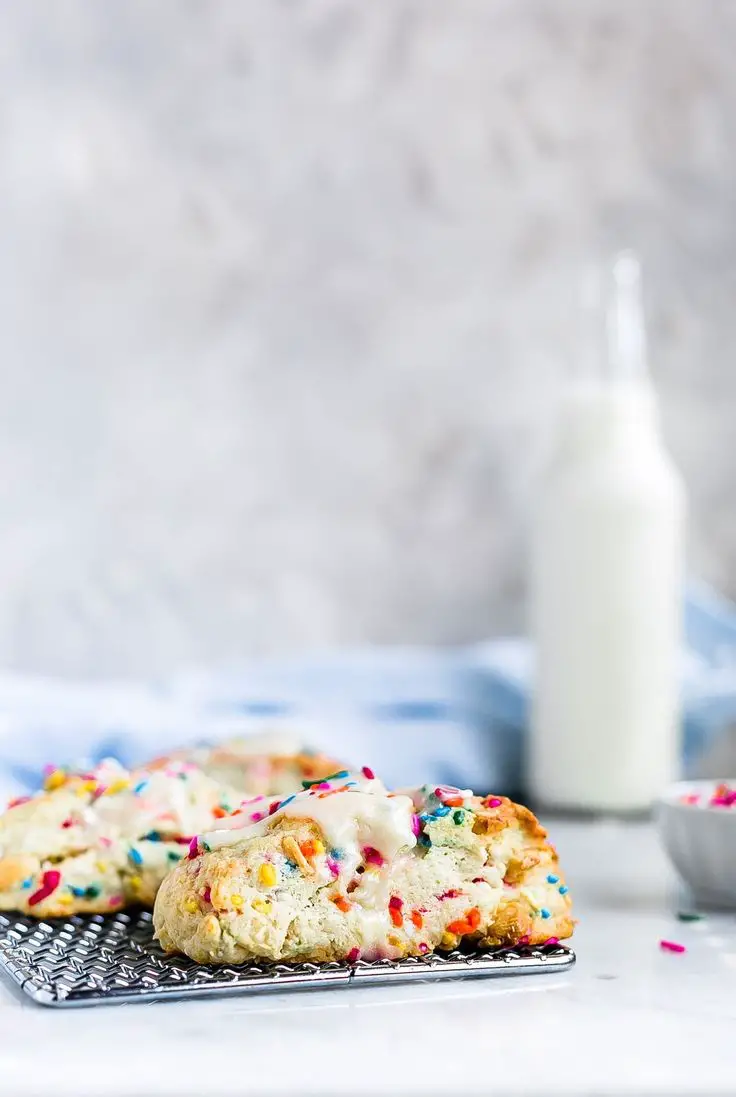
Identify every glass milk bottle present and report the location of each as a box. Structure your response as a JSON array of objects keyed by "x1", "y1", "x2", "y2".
[{"x1": 529, "y1": 253, "x2": 686, "y2": 812}]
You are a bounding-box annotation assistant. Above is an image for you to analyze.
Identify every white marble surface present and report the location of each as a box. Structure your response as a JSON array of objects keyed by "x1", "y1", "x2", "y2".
[
  {"x1": 0, "y1": 2, "x2": 735, "y2": 676},
  {"x1": 2, "y1": 819, "x2": 735, "y2": 1096}
]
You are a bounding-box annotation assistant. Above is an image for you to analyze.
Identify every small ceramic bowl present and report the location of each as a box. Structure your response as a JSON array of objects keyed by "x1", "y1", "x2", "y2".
[{"x1": 657, "y1": 780, "x2": 736, "y2": 908}]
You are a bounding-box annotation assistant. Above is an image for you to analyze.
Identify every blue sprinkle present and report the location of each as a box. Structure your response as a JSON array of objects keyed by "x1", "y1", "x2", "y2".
[
  {"x1": 330, "y1": 848, "x2": 343, "y2": 860},
  {"x1": 329, "y1": 770, "x2": 350, "y2": 780},
  {"x1": 278, "y1": 794, "x2": 296, "y2": 810},
  {"x1": 559, "y1": 885, "x2": 569, "y2": 895},
  {"x1": 546, "y1": 874, "x2": 559, "y2": 884},
  {"x1": 434, "y1": 805, "x2": 451, "y2": 817},
  {"x1": 419, "y1": 812, "x2": 433, "y2": 824},
  {"x1": 134, "y1": 780, "x2": 149, "y2": 795},
  {"x1": 143, "y1": 831, "x2": 162, "y2": 842},
  {"x1": 70, "y1": 885, "x2": 87, "y2": 897},
  {"x1": 129, "y1": 848, "x2": 143, "y2": 866},
  {"x1": 344, "y1": 781, "x2": 358, "y2": 788},
  {"x1": 540, "y1": 908, "x2": 551, "y2": 919},
  {"x1": 21, "y1": 877, "x2": 33, "y2": 889},
  {"x1": 418, "y1": 832, "x2": 432, "y2": 848}
]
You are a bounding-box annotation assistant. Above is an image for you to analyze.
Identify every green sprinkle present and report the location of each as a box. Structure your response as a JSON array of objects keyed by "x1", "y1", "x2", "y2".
[
  {"x1": 453, "y1": 809, "x2": 465, "y2": 825},
  {"x1": 677, "y1": 911, "x2": 704, "y2": 922},
  {"x1": 86, "y1": 885, "x2": 101, "y2": 899},
  {"x1": 167, "y1": 851, "x2": 182, "y2": 863}
]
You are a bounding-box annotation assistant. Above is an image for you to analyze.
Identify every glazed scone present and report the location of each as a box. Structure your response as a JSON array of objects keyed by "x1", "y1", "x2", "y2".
[
  {"x1": 0, "y1": 758, "x2": 243, "y2": 917},
  {"x1": 148, "y1": 734, "x2": 346, "y2": 798},
  {"x1": 153, "y1": 771, "x2": 573, "y2": 964}
]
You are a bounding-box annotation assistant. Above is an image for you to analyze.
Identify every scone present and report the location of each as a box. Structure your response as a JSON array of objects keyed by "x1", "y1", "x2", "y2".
[
  {"x1": 0, "y1": 739, "x2": 349, "y2": 918},
  {"x1": 0, "y1": 758, "x2": 244, "y2": 917},
  {"x1": 148, "y1": 734, "x2": 345, "y2": 798},
  {"x1": 153, "y1": 770, "x2": 573, "y2": 964}
]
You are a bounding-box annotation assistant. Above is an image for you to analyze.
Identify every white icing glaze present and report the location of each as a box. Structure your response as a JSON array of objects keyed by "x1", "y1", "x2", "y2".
[{"x1": 201, "y1": 774, "x2": 417, "y2": 873}]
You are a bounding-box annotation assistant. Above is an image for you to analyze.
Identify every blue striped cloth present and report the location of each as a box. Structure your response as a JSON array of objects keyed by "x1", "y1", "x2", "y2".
[{"x1": 0, "y1": 581, "x2": 734, "y2": 799}]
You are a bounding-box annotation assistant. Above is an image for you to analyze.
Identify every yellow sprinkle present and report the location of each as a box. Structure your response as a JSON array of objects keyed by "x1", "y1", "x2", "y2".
[
  {"x1": 230, "y1": 893, "x2": 243, "y2": 910},
  {"x1": 44, "y1": 770, "x2": 67, "y2": 791},
  {"x1": 104, "y1": 779, "x2": 130, "y2": 796},
  {"x1": 387, "y1": 934, "x2": 402, "y2": 948},
  {"x1": 95, "y1": 861, "x2": 107, "y2": 874},
  {"x1": 57, "y1": 893, "x2": 73, "y2": 906},
  {"x1": 183, "y1": 897, "x2": 199, "y2": 913},
  {"x1": 311, "y1": 839, "x2": 325, "y2": 856},
  {"x1": 251, "y1": 897, "x2": 271, "y2": 914},
  {"x1": 440, "y1": 931, "x2": 459, "y2": 950},
  {"x1": 129, "y1": 875, "x2": 142, "y2": 891},
  {"x1": 258, "y1": 863, "x2": 278, "y2": 888}
]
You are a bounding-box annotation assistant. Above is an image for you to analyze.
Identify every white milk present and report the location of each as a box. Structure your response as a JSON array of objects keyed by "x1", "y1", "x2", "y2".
[{"x1": 529, "y1": 254, "x2": 686, "y2": 812}]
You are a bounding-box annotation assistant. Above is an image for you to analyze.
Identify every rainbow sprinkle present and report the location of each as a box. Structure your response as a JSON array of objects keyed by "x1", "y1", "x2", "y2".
[
  {"x1": 28, "y1": 870, "x2": 61, "y2": 907},
  {"x1": 681, "y1": 783, "x2": 736, "y2": 808},
  {"x1": 660, "y1": 939, "x2": 686, "y2": 954}
]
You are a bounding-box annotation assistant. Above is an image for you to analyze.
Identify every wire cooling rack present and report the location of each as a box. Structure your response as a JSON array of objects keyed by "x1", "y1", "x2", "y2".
[{"x1": 0, "y1": 908, "x2": 575, "y2": 1008}]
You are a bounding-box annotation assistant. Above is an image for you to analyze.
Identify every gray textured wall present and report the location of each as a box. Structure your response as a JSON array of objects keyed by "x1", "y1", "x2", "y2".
[{"x1": 0, "y1": 0, "x2": 734, "y2": 676}]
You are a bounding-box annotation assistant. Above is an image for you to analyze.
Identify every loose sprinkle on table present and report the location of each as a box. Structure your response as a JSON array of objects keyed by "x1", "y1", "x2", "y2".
[{"x1": 660, "y1": 939, "x2": 686, "y2": 954}]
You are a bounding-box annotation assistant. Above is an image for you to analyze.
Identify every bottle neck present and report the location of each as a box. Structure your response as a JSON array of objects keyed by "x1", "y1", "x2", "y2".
[{"x1": 557, "y1": 378, "x2": 661, "y2": 456}]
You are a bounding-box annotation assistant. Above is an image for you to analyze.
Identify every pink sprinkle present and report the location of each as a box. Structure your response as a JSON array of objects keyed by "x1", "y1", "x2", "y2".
[
  {"x1": 542, "y1": 937, "x2": 559, "y2": 947},
  {"x1": 61, "y1": 818, "x2": 74, "y2": 829},
  {"x1": 268, "y1": 801, "x2": 280, "y2": 816},
  {"x1": 326, "y1": 858, "x2": 340, "y2": 877},
  {"x1": 28, "y1": 870, "x2": 61, "y2": 907},
  {"x1": 487, "y1": 797, "x2": 503, "y2": 808},
  {"x1": 42, "y1": 764, "x2": 55, "y2": 777},
  {"x1": 187, "y1": 837, "x2": 199, "y2": 859},
  {"x1": 109, "y1": 894, "x2": 123, "y2": 907},
  {"x1": 347, "y1": 948, "x2": 360, "y2": 963},
  {"x1": 418, "y1": 942, "x2": 429, "y2": 954},
  {"x1": 7, "y1": 795, "x2": 31, "y2": 809},
  {"x1": 99, "y1": 837, "x2": 113, "y2": 848},
  {"x1": 361, "y1": 766, "x2": 375, "y2": 780},
  {"x1": 175, "y1": 836, "x2": 194, "y2": 845},
  {"x1": 202, "y1": 886, "x2": 212, "y2": 904},
  {"x1": 434, "y1": 785, "x2": 461, "y2": 801},
  {"x1": 438, "y1": 888, "x2": 461, "y2": 900},
  {"x1": 518, "y1": 934, "x2": 530, "y2": 946},
  {"x1": 250, "y1": 812, "x2": 265, "y2": 822},
  {"x1": 311, "y1": 782, "x2": 330, "y2": 791},
  {"x1": 660, "y1": 939, "x2": 686, "y2": 954},
  {"x1": 411, "y1": 814, "x2": 421, "y2": 837},
  {"x1": 363, "y1": 846, "x2": 384, "y2": 867},
  {"x1": 389, "y1": 895, "x2": 403, "y2": 910}
]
